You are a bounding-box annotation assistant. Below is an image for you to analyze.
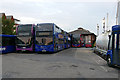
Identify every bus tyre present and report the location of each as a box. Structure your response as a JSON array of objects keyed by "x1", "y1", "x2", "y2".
[{"x1": 107, "y1": 56, "x2": 113, "y2": 67}]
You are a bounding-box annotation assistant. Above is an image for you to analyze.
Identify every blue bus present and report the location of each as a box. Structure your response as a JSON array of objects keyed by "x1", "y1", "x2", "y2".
[
  {"x1": 35, "y1": 23, "x2": 65, "y2": 53},
  {"x1": 107, "y1": 25, "x2": 120, "y2": 66},
  {"x1": 16, "y1": 24, "x2": 35, "y2": 52},
  {"x1": 64, "y1": 32, "x2": 71, "y2": 49},
  {"x1": 0, "y1": 34, "x2": 16, "y2": 54}
]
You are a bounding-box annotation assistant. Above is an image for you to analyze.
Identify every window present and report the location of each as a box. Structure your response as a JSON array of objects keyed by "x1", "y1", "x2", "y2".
[
  {"x1": 36, "y1": 37, "x2": 53, "y2": 45},
  {"x1": 119, "y1": 34, "x2": 120, "y2": 49},
  {"x1": 0, "y1": 36, "x2": 2, "y2": 46},
  {"x1": 54, "y1": 25, "x2": 61, "y2": 33},
  {"x1": 16, "y1": 36, "x2": 32, "y2": 45},
  {"x1": 2, "y1": 37, "x2": 15, "y2": 46},
  {"x1": 37, "y1": 24, "x2": 53, "y2": 31},
  {"x1": 114, "y1": 34, "x2": 117, "y2": 49},
  {"x1": 18, "y1": 25, "x2": 32, "y2": 31}
]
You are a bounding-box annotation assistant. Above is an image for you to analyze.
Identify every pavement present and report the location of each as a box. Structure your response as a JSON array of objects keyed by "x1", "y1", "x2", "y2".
[{"x1": 2, "y1": 48, "x2": 119, "y2": 78}]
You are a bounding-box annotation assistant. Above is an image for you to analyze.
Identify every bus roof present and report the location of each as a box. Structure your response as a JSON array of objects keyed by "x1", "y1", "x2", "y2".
[
  {"x1": 0, "y1": 34, "x2": 16, "y2": 37},
  {"x1": 37, "y1": 23, "x2": 54, "y2": 25},
  {"x1": 18, "y1": 24, "x2": 35, "y2": 27},
  {"x1": 112, "y1": 25, "x2": 120, "y2": 31}
]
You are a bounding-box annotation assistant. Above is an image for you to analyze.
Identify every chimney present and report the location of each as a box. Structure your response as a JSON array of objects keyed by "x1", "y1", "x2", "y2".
[
  {"x1": 102, "y1": 17, "x2": 105, "y2": 33},
  {"x1": 78, "y1": 27, "x2": 83, "y2": 30},
  {"x1": 97, "y1": 24, "x2": 99, "y2": 36}
]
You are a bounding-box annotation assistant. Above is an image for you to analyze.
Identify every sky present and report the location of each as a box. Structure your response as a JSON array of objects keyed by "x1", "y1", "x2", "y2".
[{"x1": 0, "y1": 0, "x2": 118, "y2": 35}]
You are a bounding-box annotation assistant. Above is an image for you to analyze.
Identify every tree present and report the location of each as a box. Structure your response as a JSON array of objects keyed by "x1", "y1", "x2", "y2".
[{"x1": 2, "y1": 16, "x2": 15, "y2": 35}]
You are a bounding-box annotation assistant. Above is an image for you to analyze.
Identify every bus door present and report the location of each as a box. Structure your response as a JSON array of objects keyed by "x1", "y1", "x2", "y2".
[{"x1": 112, "y1": 32, "x2": 120, "y2": 65}]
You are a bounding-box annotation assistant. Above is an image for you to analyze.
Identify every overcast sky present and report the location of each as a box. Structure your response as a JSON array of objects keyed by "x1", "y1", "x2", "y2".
[{"x1": 0, "y1": 0, "x2": 118, "y2": 34}]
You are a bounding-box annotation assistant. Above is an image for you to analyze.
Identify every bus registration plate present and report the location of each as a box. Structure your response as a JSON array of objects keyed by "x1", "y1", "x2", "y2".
[
  {"x1": 22, "y1": 50, "x2": 26, "y2": 51},
  {"x1": 42, "y1": 50, "x2": 46, "y2": 52}
]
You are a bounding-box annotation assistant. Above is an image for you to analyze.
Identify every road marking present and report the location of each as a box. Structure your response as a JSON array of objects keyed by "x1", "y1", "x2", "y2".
[
  {"x1": 100, "y1": 66, "x2": 108, "y2": 72},
  {"x1": 97, "y1": 55, "x2": 105, "y2": 60},
  {"x1": 93, "y1": 58, "x2": 108, "y2": 72}
]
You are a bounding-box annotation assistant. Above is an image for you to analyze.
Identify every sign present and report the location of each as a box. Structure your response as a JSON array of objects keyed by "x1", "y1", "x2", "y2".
[
  {"x1": 39, "y1": 32, "x2": 50, "y2": 36},
  {"x1": 0, "y1": 47, "x2": 6, "y2": 51},
  {"x1": 18, "y1": 33, "x2": 30, "y2": 36}
]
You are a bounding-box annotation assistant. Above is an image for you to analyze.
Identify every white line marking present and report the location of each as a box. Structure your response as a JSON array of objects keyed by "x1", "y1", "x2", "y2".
[
  {"x1": 100, "y1": 66, "x2": 108, "y2": 72},
  {"x1": 95, "y1": 60, "x2": 100, "y2": 64},
  {"x1": 97, "y1": 55, "x2": 105, "y2": 60},
  {"x1": 93, "y1": 58, "x2": 108, "y2": 72}
]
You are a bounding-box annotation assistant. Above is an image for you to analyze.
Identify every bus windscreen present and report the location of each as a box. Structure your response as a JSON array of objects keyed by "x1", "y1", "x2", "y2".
[
  {"x1": 16, "y1": 36, "x2": 32, "y2": 46},
  {"x1": 18, "y1": 25, "x2": 32, "y2": 31},
  {"x1": 36, "y1": 37, "x2": 53, "y2": 45},
  {"x1": 36, "y1": 24, "x2": 53, "y2": 31}
]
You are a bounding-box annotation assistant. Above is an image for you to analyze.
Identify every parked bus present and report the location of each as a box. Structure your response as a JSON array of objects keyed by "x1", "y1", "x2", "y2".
[
  {"x1": 94, "y1": 25, "x2": 120, "y2": 67},
  {"x1": 64, "y1": 32, "x2": 71, "y2": 49},
  {"x1": 106, "y1": 25, "x2": 120, "y2": 66},
  {"x1": 72, "y1": 38, "x2": 80, "y2": 47},
  {"x1": 16, "y1": 24, "x2": 35, "y2": 52},
  {"x1": 35, "y1": 23, "x2": 65, "y2": 52},
  {"x1": 0, "y1": 34, "x2": 16, "y2": 54},
  {"x1": 72, "y1": 34, "x2": 81, "y2": 47}
]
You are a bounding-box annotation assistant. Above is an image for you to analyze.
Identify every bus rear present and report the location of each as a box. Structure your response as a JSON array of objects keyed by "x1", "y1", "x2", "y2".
[
  {"x1": 35, "y1": 23, "x2": 54, "y2": 52},
  {"x1": 16, "y1": 24, "x2": 35, "y2": 52},
  {"x1": 0, "y1": 35, "x2": 16, "y2": 54}
]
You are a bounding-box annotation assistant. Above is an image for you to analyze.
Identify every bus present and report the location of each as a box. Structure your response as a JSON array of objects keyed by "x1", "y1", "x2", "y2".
[
  {"x1": 72, "y1": 34, "x2": 81, "y2": 47},
  {"x1": 64, "y1": 32, "x2": 71, "y2": 49},
  {"x1": 106, "y1": 25, "x2": 120, "y2": 66},
  {"x1": 0, "y1": 34, "x2": 16, "y2": 54},
  {"x1": 35, "y1": 23, "x2": 65, "y2": 53},
  {"x1": 16, "y1": 24, "x2": 35, "y2": 52},
  {"x1": 72, "y1": 37, "x2": 80, "y2": 47}
]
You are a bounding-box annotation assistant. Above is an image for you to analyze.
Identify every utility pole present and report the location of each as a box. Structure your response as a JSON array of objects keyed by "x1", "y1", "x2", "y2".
[{"x1": 97, "y1": 24, "x2": 99, "y2": 36}]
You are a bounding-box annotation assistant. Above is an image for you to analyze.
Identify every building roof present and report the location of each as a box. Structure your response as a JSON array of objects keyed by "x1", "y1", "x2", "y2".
[
  {"x1": 6, "y1": 15, "x2": 20, "y2": 22},
  {"x1": 0, "y1": 13, "x2": 6, "y2": 18},
  {"x1": 69, "y1": 27, "x2": 96, "y2": 35}
]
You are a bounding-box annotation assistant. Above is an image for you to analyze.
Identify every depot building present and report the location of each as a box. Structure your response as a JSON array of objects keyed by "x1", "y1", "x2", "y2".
[{"x1": 69, "y1": 27, "x2": 96, "y2": 47}]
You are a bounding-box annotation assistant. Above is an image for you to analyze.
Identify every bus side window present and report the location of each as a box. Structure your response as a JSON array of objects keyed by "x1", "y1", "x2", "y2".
[
  {"x1": 0, "y1": 37, "x2": 1, "y2": 46},
  {"x1": 2, "y1": 37, "x2": 14, "y2": 46},
  {"x1": 114, "y1": 34, "x2": 117, "y2": 49},
  {"x1": 6, "y1": 37, "x2": 11, "y2": 46},
  {"x1": 10, "y1": 37, "x2": 15, "y2": 45},
  {"x1": 110, "y1": 36, "x2": 112, "y2": 50},
  {"x1": 2, "y1": 37, "x2": 7, "y2": 46},
  {"x1": 119, "y1": 34, "x2": 120, "y2": 49}
]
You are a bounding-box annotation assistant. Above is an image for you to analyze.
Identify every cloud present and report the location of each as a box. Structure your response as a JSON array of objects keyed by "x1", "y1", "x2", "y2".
[
  {"x1": 9, "y1": 0, "x2": 118, "y2": 2},
  {"x1": 19, "y1": 17, "x2": 42, "y2": 24},
  {"x1": 0, "y1": 1, "x2": 117, "y2": 34}
]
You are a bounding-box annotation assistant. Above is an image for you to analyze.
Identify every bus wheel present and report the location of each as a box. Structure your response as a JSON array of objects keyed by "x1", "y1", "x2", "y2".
[{"x1": 107, "y1": 56, "x2": 113, "y2": 67}]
